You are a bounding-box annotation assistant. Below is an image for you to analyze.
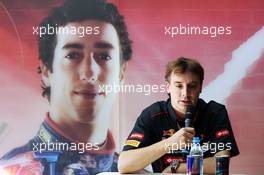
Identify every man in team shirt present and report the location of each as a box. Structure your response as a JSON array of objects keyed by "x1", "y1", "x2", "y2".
[{"x1": 119, "y1": 57, "x2": 239, "y2": 174}]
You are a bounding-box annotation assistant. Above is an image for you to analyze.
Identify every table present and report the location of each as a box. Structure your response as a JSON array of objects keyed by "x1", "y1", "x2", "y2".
[
  {"x1": 97, "y1": 173, "x2": 244, "y2": 175},
  {"x1": 98, "y1": 173, "x2": 186, "y2": 175}
]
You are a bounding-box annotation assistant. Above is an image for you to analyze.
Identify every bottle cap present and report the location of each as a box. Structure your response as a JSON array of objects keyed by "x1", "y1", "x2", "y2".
[{"x1": 192, "y1": 137, "x2": 200, "y2": 143}]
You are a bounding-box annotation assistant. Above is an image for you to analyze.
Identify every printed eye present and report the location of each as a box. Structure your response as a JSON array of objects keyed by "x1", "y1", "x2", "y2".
[
  {"x1": 94, "y1": 52, "x2": 112, "y2": 61},
  {"x1": 65, "y1": 52, "x2": 82, "y2": 60},
  {"x1": 175, "y1": 84, "x2": 183, "y2": 88}
]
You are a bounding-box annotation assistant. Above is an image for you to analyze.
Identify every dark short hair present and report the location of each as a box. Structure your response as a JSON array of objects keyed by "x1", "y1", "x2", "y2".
[
  {"x1": 38, "y1": 0, "x2": 132, "y2": 99},
  {"x1": 165, "y1": 57, "x2": 204, "y2": 84}
]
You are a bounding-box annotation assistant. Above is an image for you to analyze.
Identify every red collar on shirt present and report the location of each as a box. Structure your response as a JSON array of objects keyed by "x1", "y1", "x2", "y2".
[{"x1": 44, "y1": 112, "x2": 116, "y2": 154}]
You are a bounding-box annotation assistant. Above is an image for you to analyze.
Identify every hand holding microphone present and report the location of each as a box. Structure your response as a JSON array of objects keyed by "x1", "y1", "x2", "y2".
[{"x1": 166, "y1": 105, "x2": 195, "y2": 150}]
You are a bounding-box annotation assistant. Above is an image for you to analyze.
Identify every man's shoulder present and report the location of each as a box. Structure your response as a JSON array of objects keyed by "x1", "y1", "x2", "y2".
[
  {"x1": 140, "y1": 100, "x2": 168, "y2": 118},
  {"x1": 0, "y1": 146, "x2": 44, "y2": 174},
  {"x1": 198, "y1": 99, "x2": 227, "y2": 120},
  {"x1": 0, "y1": 143, "x2": 31, "y2": 161},
  {"x1": 198, "y1": 99, "x2": 225, "y2": 112}
]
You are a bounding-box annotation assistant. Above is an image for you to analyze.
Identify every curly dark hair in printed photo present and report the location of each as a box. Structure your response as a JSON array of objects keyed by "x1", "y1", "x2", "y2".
[{"x1": 37, "y1": 0, "x2": 132, "y2": 100}]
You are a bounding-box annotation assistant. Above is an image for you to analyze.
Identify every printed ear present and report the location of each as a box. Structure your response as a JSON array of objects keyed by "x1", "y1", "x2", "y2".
[
  {"x1": 40, "y1": 61, "x2": 51, "y2": 87},
  {"x1": 165, "y1": 81, "x2": 170, "y2": 94},
  {"x1": 119, "y1": 63, "x2": 127, "y2": 81}
]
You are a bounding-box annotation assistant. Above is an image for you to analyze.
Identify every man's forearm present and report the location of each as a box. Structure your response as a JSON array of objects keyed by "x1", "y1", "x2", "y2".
[
  {"x1": 163, "y1": 150, "x2": 231, "y2": 174},
  {"x1": 118, "y1": 139, "x2": 169, "y2": 173}
]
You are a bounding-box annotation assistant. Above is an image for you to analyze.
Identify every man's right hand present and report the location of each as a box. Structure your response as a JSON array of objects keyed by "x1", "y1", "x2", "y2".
[{"x1": 165, "y1": 127, "x2": 195, "y2": 151}]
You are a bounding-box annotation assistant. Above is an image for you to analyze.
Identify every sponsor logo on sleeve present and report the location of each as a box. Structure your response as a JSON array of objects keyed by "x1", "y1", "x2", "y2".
[
  {"x1": 38, "y1": 126, "x2": 52, "y2": 143},
  {"x1": 215, "y1": 129, "x2": 230, "y2": 138},
  {"x1": 129, "y1": 133, "x2": 144, "y2": 140},
  {"x1": 125, "y1": 140, "x2": 140, "y2": 147}
]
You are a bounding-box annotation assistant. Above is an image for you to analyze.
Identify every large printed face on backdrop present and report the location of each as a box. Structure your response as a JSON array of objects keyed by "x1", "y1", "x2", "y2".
[
  {"x1": 166, "y1": 71, "x2": 202, "y2": 114},
  {"x1": 41, "y1": 20, "x2": 124, "y2": 124}
]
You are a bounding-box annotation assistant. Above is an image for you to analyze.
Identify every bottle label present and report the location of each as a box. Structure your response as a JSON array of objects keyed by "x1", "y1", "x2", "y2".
[{"x1": 187, "y1": 155, "x2": 203, "y2": 175}]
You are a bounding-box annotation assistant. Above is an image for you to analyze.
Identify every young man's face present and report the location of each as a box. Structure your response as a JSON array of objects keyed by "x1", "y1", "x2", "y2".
[
  {"x1": 166, "y1": 71, "x2": 202, "y2": 114},
  {"x1": 43, "y1": 20, "x2": 124, "y2": 123}
]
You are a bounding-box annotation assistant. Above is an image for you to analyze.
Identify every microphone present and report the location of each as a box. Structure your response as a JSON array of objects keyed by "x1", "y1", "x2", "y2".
[{"x1": 184, "y1": 105, "x2": 193, "y2": 127}]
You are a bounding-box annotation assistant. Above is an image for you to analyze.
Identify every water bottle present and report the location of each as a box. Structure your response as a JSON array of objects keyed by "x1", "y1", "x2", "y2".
[{"x1": 187, "y1": 137, "x2": 203, "y2": 175}]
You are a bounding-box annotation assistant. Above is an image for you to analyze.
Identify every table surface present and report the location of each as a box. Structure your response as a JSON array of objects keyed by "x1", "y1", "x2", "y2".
[
  {"x1": 97, "y1": 173, "x2": 244, "y2": 175},
  {"x1": 97, "y1": 173, "x2": 185, "y2": 175}
]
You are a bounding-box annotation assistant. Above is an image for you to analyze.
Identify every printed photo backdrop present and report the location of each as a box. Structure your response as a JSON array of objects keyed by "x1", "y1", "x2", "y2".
[{"x1": 0, "y1": 0, "x2": 263, "y2": 174}]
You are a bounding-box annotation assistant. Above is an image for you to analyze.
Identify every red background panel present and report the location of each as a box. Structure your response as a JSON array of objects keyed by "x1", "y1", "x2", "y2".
[{"x1": 0, "y1": 0, "x2": 263, "y2": 174}]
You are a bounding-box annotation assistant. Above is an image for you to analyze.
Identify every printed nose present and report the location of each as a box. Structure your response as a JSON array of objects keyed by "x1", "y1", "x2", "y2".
[{"x1": 79, "y1": 53, "x2": 100, "y2": 83}]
